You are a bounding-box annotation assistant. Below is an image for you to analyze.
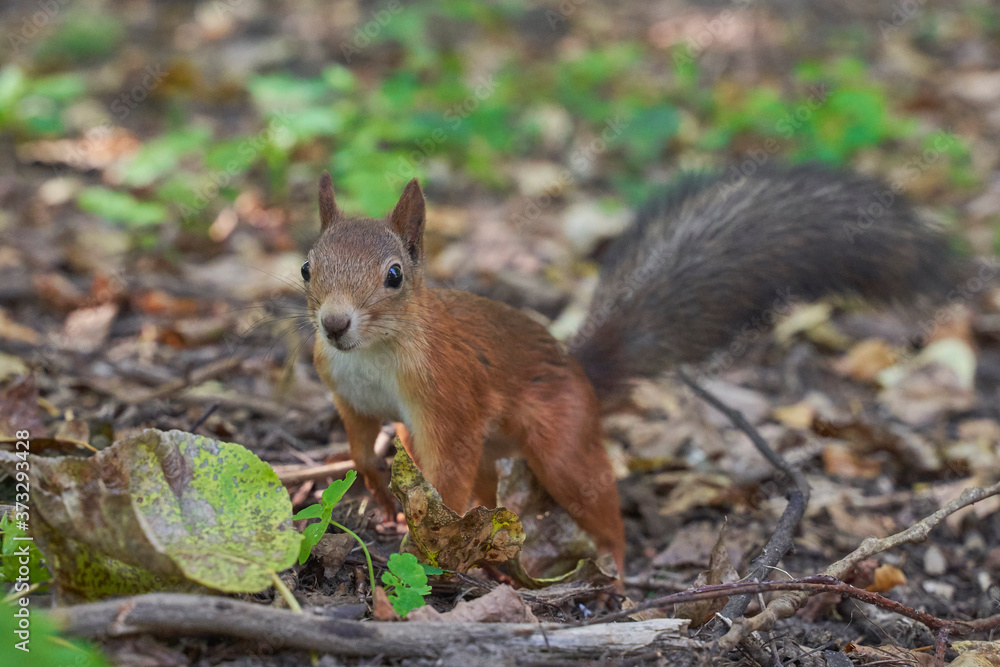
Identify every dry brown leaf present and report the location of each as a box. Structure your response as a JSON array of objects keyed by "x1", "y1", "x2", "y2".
[
  {"x1": 772, "y1": 401, "x2": 815, "y2": 429},
  {"x1": 951, "y1": 642, "x2": 1000, "y2": 667},
  {"x1": 833, "y1": 338, "x2": 897, "y2": 382},
  {"x1": 657, "y1": 473, "x2": 731, "y2": 516},
  {"x1": 311, "y1": 533, "x2": 355, "y2": 580},
  {"x1": 390, "y1": 447, "x2": 524, "y2": 572},
  {"x1": 17, "y1": 128, "x2": 141, "y2": 170},
  {"x1": 867, "y1": 563, "x2": 907, "y2": 593},
  {"x1": 34, "y1": 273, "x2": 86, "y2": 311},
  {"x1": 0, "y1": 353, "x2": 28, "y2": 382},
  {"x1": 495, "y1": 458, "x2": 596, "y2": 579},
  {"x1": 407, "y1": 584, "x2": 537, "y2": 623},
  {"x1": 821, "y1": 443, "x2": 882, "y2": 479},
  {"x1": 133, "y1": 290, "x2": 202, "y2": 316},
  {"x1": 373, "y1": 586, "x2": 401, "y2": 621},
  {"x1": 0, "y1": 308, "x2": 40, "y2": 344},
  {"x1": 53, "y1": 419, "x2": 90, "y2": 445},
  {"x1": 0, "y1": 375, "x2": 44, "y2": 439},
  {"x1": 62, "y1": 303, "x2": 118, "y2": 353},
  {"x1": 827, "y1": 502, "x2": 896, "y2": 540},
  {"x1": 845, "y1": 643, "x2": 934, "y2": 666},
  {"x1": 674, "y1": 522, "x2": 739, "y2": 627}
]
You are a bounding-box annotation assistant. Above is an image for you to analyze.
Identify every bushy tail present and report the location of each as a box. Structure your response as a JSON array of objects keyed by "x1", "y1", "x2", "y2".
[{"x1": 570, "y1": 163, "x2": 962, "y2": 399}]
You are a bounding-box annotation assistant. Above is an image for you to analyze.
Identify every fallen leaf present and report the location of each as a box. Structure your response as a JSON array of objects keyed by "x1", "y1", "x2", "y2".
[
  {"x1": 33, "y1": 273, "x2": 86, "y2": 311},
  {"x1": 951, "y1": 641, "x2": 1000, "y2": 667},
  {"x1": 0, "y1": 375, "x2": 44, "y2": 439},
  {"x1": 845, "y1": 643, "x2": 934, "y2": 666},
  {"x1": 833, "y1": 338, "x2": 897, "y2": 382},
  {"x1": 867, "y1": 563, "x2": 907, "y2": 593},
  {"x1": 61, "y1": 303, "x2": 118, "y2": 353},
  {"x1": 495, "y1": 458, "x2": 597, "y2": 579},
  {"x1": 53, "y1": 418, "x2": 90, "y2": 444},
  {"x1": 0, "y1": 308, "x2": 40, "y2": 344},
  {"x1": 389, "y1": 447, "x2": 524, "y2": 572},
  {"x1": 0, "y1": 429, "x2": 300, "y2": 602},
  {"x1": 311, "y1": 533, "x2": 356, "y2": 580},
  {"x1": 774, "y1": 302, "x2": 851, "y2": 350},
  {"x1": 407, "y1": 584, "x2": 537, "y2": 623},
  {"x1": 821, "y1": 443, "x2": 882, "y2": 479},
  {"x1": 0, "y1": 353, "x2": 28, "y2": 382},
  {"x1": 674, "y1": 522, "x2": 739, "y2": 627},
  {"x1": 657, "y1": 472, "x2": 732, "y2": 516},
  {"x1": 373, "y1": 586, "x2": 401, "y2": 621},
  {"x1": 772, "y1": 400, "x2": 815, "y2": 429}
]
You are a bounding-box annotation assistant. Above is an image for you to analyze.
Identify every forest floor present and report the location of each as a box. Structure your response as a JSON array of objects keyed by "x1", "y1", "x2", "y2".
[{"x1": 1, "y1": 0, "x2": 1000, "y2": 665}]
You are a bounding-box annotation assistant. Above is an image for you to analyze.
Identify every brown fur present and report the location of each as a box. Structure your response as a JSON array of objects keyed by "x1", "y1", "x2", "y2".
[{"x1": 306, "y1": 176, "x2": 624, "y2": 572}]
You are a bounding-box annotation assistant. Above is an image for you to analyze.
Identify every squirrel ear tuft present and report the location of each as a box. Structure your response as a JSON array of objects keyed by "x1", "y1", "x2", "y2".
[
  {"x1": 389, "y1": 178, "x2": 425, "y2": 263},
  {"x1": 318, "y1": 172, "x2": 340, "y2": 231}
]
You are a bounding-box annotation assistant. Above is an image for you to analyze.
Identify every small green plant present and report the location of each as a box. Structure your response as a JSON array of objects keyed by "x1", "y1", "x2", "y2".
[
  {"x1": 0, "y1": 605, "x2": 109, "y2": 666},
  {"x1": 0, "y1": 512, "x2": 49, "y2": 592},
  {"x1": 381, "y1": 552, "x2": 442, "y2": 618},
  {"x1": 293, "y1": 470, "x2": 376, "y2": 593}
]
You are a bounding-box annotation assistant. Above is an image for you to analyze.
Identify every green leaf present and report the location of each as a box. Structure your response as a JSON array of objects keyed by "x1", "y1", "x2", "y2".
[
  {"x1": 382, "y1": 553, "x2": 433, "y2": 617},
  {"x1": 0, "y1": 430, "x2": 301, "y2": 601},
  {"x1": 298, "y1": 521, "x2": 328, "y2": 564},
  {"x1": 121, "y1": 127, "x2": 211, "y2": 187},
  {"x1": 248, "y1": 74, "x2": 331, "y2": 113},
  {"x1": 321, "y1": 470, "x2": 357, "y2": 508},
  {"x1": 421, "y1": 564, "x2": 445, "y2": 576},
  {"x1": 0, "y1": 605, "x2": 109, "y2": 667},
  {"x1": 36, "y1": 13, "x2": 124, "y2": 63},
  {"x1": 77, "y1": 187, "x2": 167, "y2": 227},
  {"x1": 292, "y1": 504, "x2": 324, "y2": 520},
  {"x1": 387, "y1": 587, "x2": 427, "y2": 618},
  {"x1": 387, "y1": 553, "x2": 431, "y2": 592},
  {"x1": 0, "y1": 512, "x2": 49, "y2": 585}
]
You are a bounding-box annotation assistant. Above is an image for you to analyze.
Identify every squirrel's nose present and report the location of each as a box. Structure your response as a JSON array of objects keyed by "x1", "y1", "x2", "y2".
[{"x1": 321, "y1": 313, "x2": 352, "y2": 341}]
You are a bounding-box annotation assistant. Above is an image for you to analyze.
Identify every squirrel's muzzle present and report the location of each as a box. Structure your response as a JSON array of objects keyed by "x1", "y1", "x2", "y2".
[{"x1": 321, "y1": 312, "x2": 353, "y2": 344}]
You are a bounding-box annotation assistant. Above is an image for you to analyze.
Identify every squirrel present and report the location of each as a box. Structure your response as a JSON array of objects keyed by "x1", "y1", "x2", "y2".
[{"x1": 303, "y1": 164, "x2": 958, "y2": 576}]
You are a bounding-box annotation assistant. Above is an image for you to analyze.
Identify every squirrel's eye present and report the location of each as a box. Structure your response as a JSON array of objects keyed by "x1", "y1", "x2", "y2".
[
  {"x1": 301, "y1": 261, "x2": 310, "y2": 282},
  {"x1": 384, "y1": 264, "x2": 403, "y2": 289}
]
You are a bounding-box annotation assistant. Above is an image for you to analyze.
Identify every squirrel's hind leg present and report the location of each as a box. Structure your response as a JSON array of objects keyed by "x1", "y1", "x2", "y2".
[{"x1": 520, "y1": 418, "x2": 626, "y2": 577}]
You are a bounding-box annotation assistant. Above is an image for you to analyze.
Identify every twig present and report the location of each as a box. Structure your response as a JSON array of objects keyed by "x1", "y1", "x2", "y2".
[
  {"x1": 51, "y1": 593, "x2": 691, "y2": 658},
  {"x1": 717, "y1": 479, "x2": 1000, "y2": 652},
  {"x1": 0, "y1": 436, "x2": 97, "y2": 453},
  {"x1": 676, "y1": 368, "x2": 810, "y2": 634},
  {"x1": 273, "y1": 460, "x2": 357, "y2": 485},
  {"x1": 189, "y1": 403, "x2": 219, "y2": 433},
  {"x1": 127, "y1": 355, "x2": 245, "y2": 403},
  {"x1": 586, "y1": 574, "x2": 998, "y2": 644}
]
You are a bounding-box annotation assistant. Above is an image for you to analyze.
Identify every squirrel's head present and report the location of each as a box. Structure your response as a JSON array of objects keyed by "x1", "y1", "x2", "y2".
[{"x1": 304, "y1": 173, "x2": 426, "y2": 352}]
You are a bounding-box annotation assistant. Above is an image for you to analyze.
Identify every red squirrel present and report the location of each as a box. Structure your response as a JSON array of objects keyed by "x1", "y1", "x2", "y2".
[{"x1": 304, "y1": 165, "x2": 957, "y2": 575}]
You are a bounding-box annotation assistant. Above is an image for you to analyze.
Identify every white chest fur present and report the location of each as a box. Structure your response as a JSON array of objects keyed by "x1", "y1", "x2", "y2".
[{"x1": 323, "y1": 342, "x2": 411, "y2": 425}]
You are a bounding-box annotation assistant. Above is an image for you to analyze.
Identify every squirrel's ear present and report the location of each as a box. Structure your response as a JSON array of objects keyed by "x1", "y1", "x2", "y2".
[
  {"x1": 389, "y1": 178, "x2": 425, "y2": 263},
  {"x1": 318, "y1": 172, "x2": 340, "y2": 231}
]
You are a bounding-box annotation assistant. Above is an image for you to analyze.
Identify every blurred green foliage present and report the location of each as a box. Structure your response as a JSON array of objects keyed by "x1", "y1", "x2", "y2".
[{"x1": 0, "y1": 1, "x2": 977, "y2": 234}]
